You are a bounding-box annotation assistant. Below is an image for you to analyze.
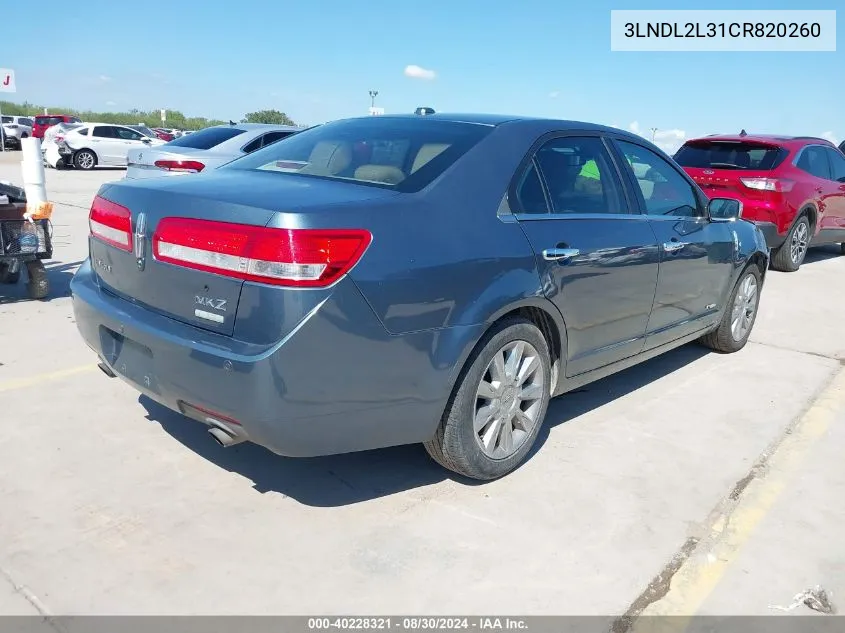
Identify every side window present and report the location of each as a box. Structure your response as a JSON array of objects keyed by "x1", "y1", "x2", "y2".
[
  {"x1": 513, "y1": 161, "x2": 548, "y2": 213},
  {"x1": 23, "y1": 118, "x2": 33, "y2": 127},
  {"x1": 242, "y1": 136, "x2": 263, "y2": 153},
  {"x1": 796, "y1": 146, "x2": 832, "y2": 180},
  {"x1": 534, "y1": 136, "x2": 626, "y2": 214},
  {"x1": 262, "y1": 131, "x2": 291, "y2": 147},
  {"x1": 115, "y1": 127, "x2": 143, "y2": 141},
  {"x1": 825, "y1": 148, "x2": 845, "y2": 182},
  {"x1": 92, "y1": 126, "x2": 115, "y2": 138},
  {"x1": 616, "y1": 140, "x2": 701, "y2": 217}
]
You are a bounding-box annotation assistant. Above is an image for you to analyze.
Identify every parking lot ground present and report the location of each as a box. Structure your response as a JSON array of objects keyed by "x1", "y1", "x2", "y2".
[{"x1": 1, "y1": 161, "x2": 844, "y2": 617}]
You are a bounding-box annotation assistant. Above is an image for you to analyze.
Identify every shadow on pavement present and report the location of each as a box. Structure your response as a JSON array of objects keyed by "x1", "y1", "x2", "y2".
[
  {"x1": 141, "y1": 342, "x2": 709, "y2": 507},
  {"x1": 802, "y1": 244, "x2": 844, "y2": 266},
  {"x1": 0, "y1": 259, "x2": 83, "y2": 304}
]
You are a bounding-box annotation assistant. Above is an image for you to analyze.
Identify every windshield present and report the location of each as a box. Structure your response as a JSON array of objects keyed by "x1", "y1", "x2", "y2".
[
  {"x1": 166, "y1": 126, "x2": 246, "y2": 150},
  {"x1": 675, "y1": 141, "x2": 787, "y2": 171},
  {"x1": 222, "y1": 117, "x2": 492, "y2": 192}
]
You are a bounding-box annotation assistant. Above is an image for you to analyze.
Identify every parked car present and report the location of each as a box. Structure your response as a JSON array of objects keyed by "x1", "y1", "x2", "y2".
[
  {"x1": 675, "y1": 134, "x2": 845, "y2": 269},
  {"x1": 152, "y1": 127, "x2": 176, "y2": 142},
  {"x1": 32, "y1": 114, "x2": 82, "y2": 139},
  {"x1": 124, "y1": 123, "x2": 301, "y2": 179},
  {"x1": 1, "y1": 115, "x2": 34, "y2": 149},
  {"x1": 40, "y1": 122, "x2": 85, "y2": 167},
  {"x1": 71, "y1": 114, "x2": 769, "y2": 480},
  {"x1": 53, "y1": 122, "x2": 166, "y2": 170}
]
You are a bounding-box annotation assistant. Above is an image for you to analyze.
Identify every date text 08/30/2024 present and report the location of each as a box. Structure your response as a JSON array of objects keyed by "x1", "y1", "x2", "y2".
[{"x1": 308, "y1": 617, "x2": 528, "y2": 631}]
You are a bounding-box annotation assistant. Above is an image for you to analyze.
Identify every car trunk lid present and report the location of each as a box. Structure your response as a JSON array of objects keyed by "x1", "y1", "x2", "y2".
[
  {"x1": 676, "y1": 139, "x2": 789, "y2": 199},
  {"x1": 88, "y1": 171, "x2": 395, "y2": 338}
]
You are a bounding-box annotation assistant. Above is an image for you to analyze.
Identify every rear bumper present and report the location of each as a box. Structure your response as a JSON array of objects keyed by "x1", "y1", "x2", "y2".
[
  {"x1": 750, "y1": 221, "x2": 785, "y2": 249},
  {"x1": 70, "y1": 260, "x2": 472, "y2": 457},
  {"x1": 125, "y1": 164, "x2": 187, "y2": 180}
]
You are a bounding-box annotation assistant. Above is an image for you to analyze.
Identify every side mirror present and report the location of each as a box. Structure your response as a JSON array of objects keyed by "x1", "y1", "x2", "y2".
[
  {"x1": 708, "y1": 197, "x2": 742, "y2": 222},
  {"x1": 141, "y1": 137, "x2": 152, "y2": 144}
]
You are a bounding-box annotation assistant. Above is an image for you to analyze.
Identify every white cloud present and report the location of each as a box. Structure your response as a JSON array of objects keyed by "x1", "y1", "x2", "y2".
[
  {"x1": 820, "y1": 130, "x2": 839, "y2": 145},
  {"x1": 404, "y1": 65, "x2": 436, "y2": 80},
  {"x1": 548, "y1": 90, "x2": 561, "y2": 99},
  {"x1": 99, "y1": 75, "x2": 112, "y2": 82},
  {"x1": 105, "y1": 100, "x2": 116, "y2": 106},
  {"x1": 628, "y1": 121, "x2": 687, "y2": 154}
]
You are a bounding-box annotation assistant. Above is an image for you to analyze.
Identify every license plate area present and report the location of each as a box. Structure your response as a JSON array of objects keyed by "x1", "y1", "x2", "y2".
[{"x1": 99, "y1": 326, "x2": 160, "y2": 394}]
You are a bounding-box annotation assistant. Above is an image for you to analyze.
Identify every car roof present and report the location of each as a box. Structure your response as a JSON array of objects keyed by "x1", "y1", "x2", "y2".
[
  {"x1": 213, "y1": 123, "x2": 303, "y2": 131},
  {"x1": 685, "y1": 133, "x2": 835, "y2": 148},
  {"x1": 345, "y1": 112, "x2": 647, "y2": 140}
]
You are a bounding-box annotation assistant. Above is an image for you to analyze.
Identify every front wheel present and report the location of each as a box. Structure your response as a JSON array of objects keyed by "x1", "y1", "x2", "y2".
[
  {"x1": 699, "y1": 265, "x2": 762, "y2": 353},
  {"x1": 424, "y1": 318, "x2": 552, "y2": 480},
  {"x1": 74, "y1": 149, "x2": 97, "y2": 170}
]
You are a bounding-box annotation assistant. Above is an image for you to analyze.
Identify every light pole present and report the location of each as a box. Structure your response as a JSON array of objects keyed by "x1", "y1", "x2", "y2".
[
  {"x1": 369, "y1": 90, "x2": 378, "y2": 109},
  {"x1": 650, "y1": 127, "x2": 658, "y2": 142}
]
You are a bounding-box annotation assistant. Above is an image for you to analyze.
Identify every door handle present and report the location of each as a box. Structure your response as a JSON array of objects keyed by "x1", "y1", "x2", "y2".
[
  {"x1": 542, "y1": 248, "x2": 580, "y2": 261},
  {"x1": 663, "y1": 241, "x2": 688, "y2": 253}
]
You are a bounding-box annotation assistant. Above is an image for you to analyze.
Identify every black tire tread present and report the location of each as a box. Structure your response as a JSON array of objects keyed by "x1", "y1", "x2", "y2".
[
  {"x1": 26, "y1": 261, "x2": 49, "y2": 300},
  {"x1": 771, "y1": 215, "x2": 810, "y2": 272},
  {"x1": 424, "y1": 317, "x2": 551, "y2": 480}
]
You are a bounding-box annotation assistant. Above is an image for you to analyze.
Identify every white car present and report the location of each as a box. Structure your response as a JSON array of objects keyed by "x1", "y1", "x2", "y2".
[
  {"x1": 58, "y1": 122, "x2": 166, "y2": 170},
  {"x1": 1, "y1": 115, "x2": 34, "y2": 149}
]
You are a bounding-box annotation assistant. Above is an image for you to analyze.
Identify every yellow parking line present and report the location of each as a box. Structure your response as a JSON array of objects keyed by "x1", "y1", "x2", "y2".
[
  {"x1": 633, "y1": 366, "x2": 845, "y2": 631},
  {"x1": 0, "y1": 364, "x2": 96, "y2": 393}
]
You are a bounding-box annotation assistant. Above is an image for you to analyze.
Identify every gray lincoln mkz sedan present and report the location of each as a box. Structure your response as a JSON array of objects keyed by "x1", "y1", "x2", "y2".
[{"x1": 71, "y1": 113, "x2": 769, "y2": 480}]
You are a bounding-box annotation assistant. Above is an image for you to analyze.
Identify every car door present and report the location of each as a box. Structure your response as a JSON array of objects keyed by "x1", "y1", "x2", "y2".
[
  {"x1": 821, "y1": 147, "x2": 845, "y2": 238},
  {"x1": 511, "y1": 133, "x2": 660, "y2": 377},
  {"x1": 794, "y1": 144, "x2": 838, "y2": 240},
  {"x1": 90, "y1": 126, "x2": 121, "y2": 164},
  {"x1": 612, "y1": 139, "x2": 736, "y2": 349},
  {"x1": 113, "y1": 127, "x2": 148, "y2": 166}
]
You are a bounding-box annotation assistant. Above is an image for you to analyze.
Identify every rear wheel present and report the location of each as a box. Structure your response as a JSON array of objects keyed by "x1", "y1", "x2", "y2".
[
  {"x1": 424, "y1": 318, "x2": 552, "y2": 480},
  {"x1": 771, "y1": 215, "x2": 810, "y2": 272},
  {"x1": 74, "y1": 149, "x2": 97, "y2": 170},
  {"x1": 699, "y1": 264, "x2": 762, "y2": 353}
]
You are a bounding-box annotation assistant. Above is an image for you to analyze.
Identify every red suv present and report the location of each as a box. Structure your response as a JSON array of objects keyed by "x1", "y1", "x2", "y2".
[
  {"x1": 675, "y1": 134, "x2": 845, "y2": 271},
  {"x1": 32, "y1": 114, "x2": 82, "y2": 139}
]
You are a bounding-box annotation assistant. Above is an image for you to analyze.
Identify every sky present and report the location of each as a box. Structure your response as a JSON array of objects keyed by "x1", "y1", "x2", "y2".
[{"x1": 3, "y1": 0, "x2": 843, "y2": 153}]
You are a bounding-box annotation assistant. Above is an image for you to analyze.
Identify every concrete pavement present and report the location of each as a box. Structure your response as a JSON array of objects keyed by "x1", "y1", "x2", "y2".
[{"x1": 1, "y1": 159, "x2": 844, "y2": 619}]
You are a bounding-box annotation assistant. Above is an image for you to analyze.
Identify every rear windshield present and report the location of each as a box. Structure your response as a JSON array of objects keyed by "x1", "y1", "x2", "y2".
[
  {"x1": 223, "y1": 117, "x2": 493, "y2": 192},
  {"x1": 675, "y1": 141, "x2": 787, "y2": 170},
  {"x1": 166, "y1": 126, "x2": 246, "y2": 150},
  {"x1": 1, "y1": 116, "x2": 12, "y2": 123},
  {"x1": 35, "y1": 116, "x2": 64, "y2": 126}
]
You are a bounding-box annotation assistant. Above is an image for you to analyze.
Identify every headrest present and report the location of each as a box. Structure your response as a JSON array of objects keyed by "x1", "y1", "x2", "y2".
[
  {"x1": 299, "y1": 142, "x2": 352, "y2": 176},
  {"x1": 412, "y1": 143, "x2": 450, "y2": 172},
  {"x1": 353, "y1": 164, "x2": 406, "y2": 185}
]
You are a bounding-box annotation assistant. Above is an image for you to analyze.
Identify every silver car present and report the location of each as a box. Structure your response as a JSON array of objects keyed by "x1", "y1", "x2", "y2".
[{"x1": 124, "y1": 123, "x2": 302, "y2": 179}]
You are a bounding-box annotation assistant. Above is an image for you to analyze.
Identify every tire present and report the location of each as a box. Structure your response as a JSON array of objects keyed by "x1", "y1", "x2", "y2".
[
  {"x1": 25, "y1": 261, "x2": 49, "y2": 300},
  {"x1": 74, "y1": 149, "x2": 97, "y2": 170},
  {"x1": 424, "y1": 317, "x2": 552, "y2": 480},
  {"x1": 0, "y1": 263, "x2": 21, "y2": 285},
  {"x1": 840, "y1": 243, "x2": 845, "y2": 255},
  {"x1": 771, "y1": 214, "x2": 810, "y2": 272},
  {"x1": 699, "y1": 264, "x2": 763, "y2": 354}
]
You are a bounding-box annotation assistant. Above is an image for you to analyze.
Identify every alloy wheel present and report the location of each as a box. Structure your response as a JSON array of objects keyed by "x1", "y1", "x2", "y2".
[
  {"x1": 730, "y1": 273, "x2": 758, "y2": 342},
  {"x1": 473, "y1": 340, "x2": 545, "y2": 459}
]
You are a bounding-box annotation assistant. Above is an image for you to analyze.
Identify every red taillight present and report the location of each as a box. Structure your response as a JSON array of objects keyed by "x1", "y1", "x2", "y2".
[
  {"x1": 740, "y1": 177, "x2": 794, "y2": 193},
  {"x1": 54, "y1": 135, "x2": 64, "y2": 142},
  {"x1": 89, "y1": 195, "x2": 132, "y2": 251},
  {"x1": 154, "y1": 160, "x2": 205, "y2": 173},
  {"x1": 152, "y1": 218, "x2": 372, "y2": 287}
]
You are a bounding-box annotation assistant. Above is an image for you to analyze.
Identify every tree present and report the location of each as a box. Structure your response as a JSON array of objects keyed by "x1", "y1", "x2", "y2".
[{"x1": 241, "y1": 109, "x2": 296, "y2": 126}]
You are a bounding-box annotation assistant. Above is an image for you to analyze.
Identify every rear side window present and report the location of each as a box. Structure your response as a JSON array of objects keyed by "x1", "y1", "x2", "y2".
[
  {"x1": 796, "y1": 146, "x2": 831, "y2": 180},
  {"x1": 675, "y1": 141, "x2": 787, "y2": 170},
  {"x1": 92, "y1": 126, "x2": 116, "y2": 138},
  {"x1": 223, "y1": 117, "x2": 492, "y2": 193},
  {"x1": 167, "y1": 126, "x2": 246, "y2": 150},
  {"x1": 1, "y1": 116, "x2": 11, "y2": 123},
  {"x1": 825, "y1": 147, "x2": 845, "y2": 182}
]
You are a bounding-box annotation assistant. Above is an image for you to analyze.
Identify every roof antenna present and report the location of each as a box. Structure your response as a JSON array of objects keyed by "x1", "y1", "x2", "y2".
[{"x1": 739, "y1": 129, "x2": 747, "y2": 136}]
